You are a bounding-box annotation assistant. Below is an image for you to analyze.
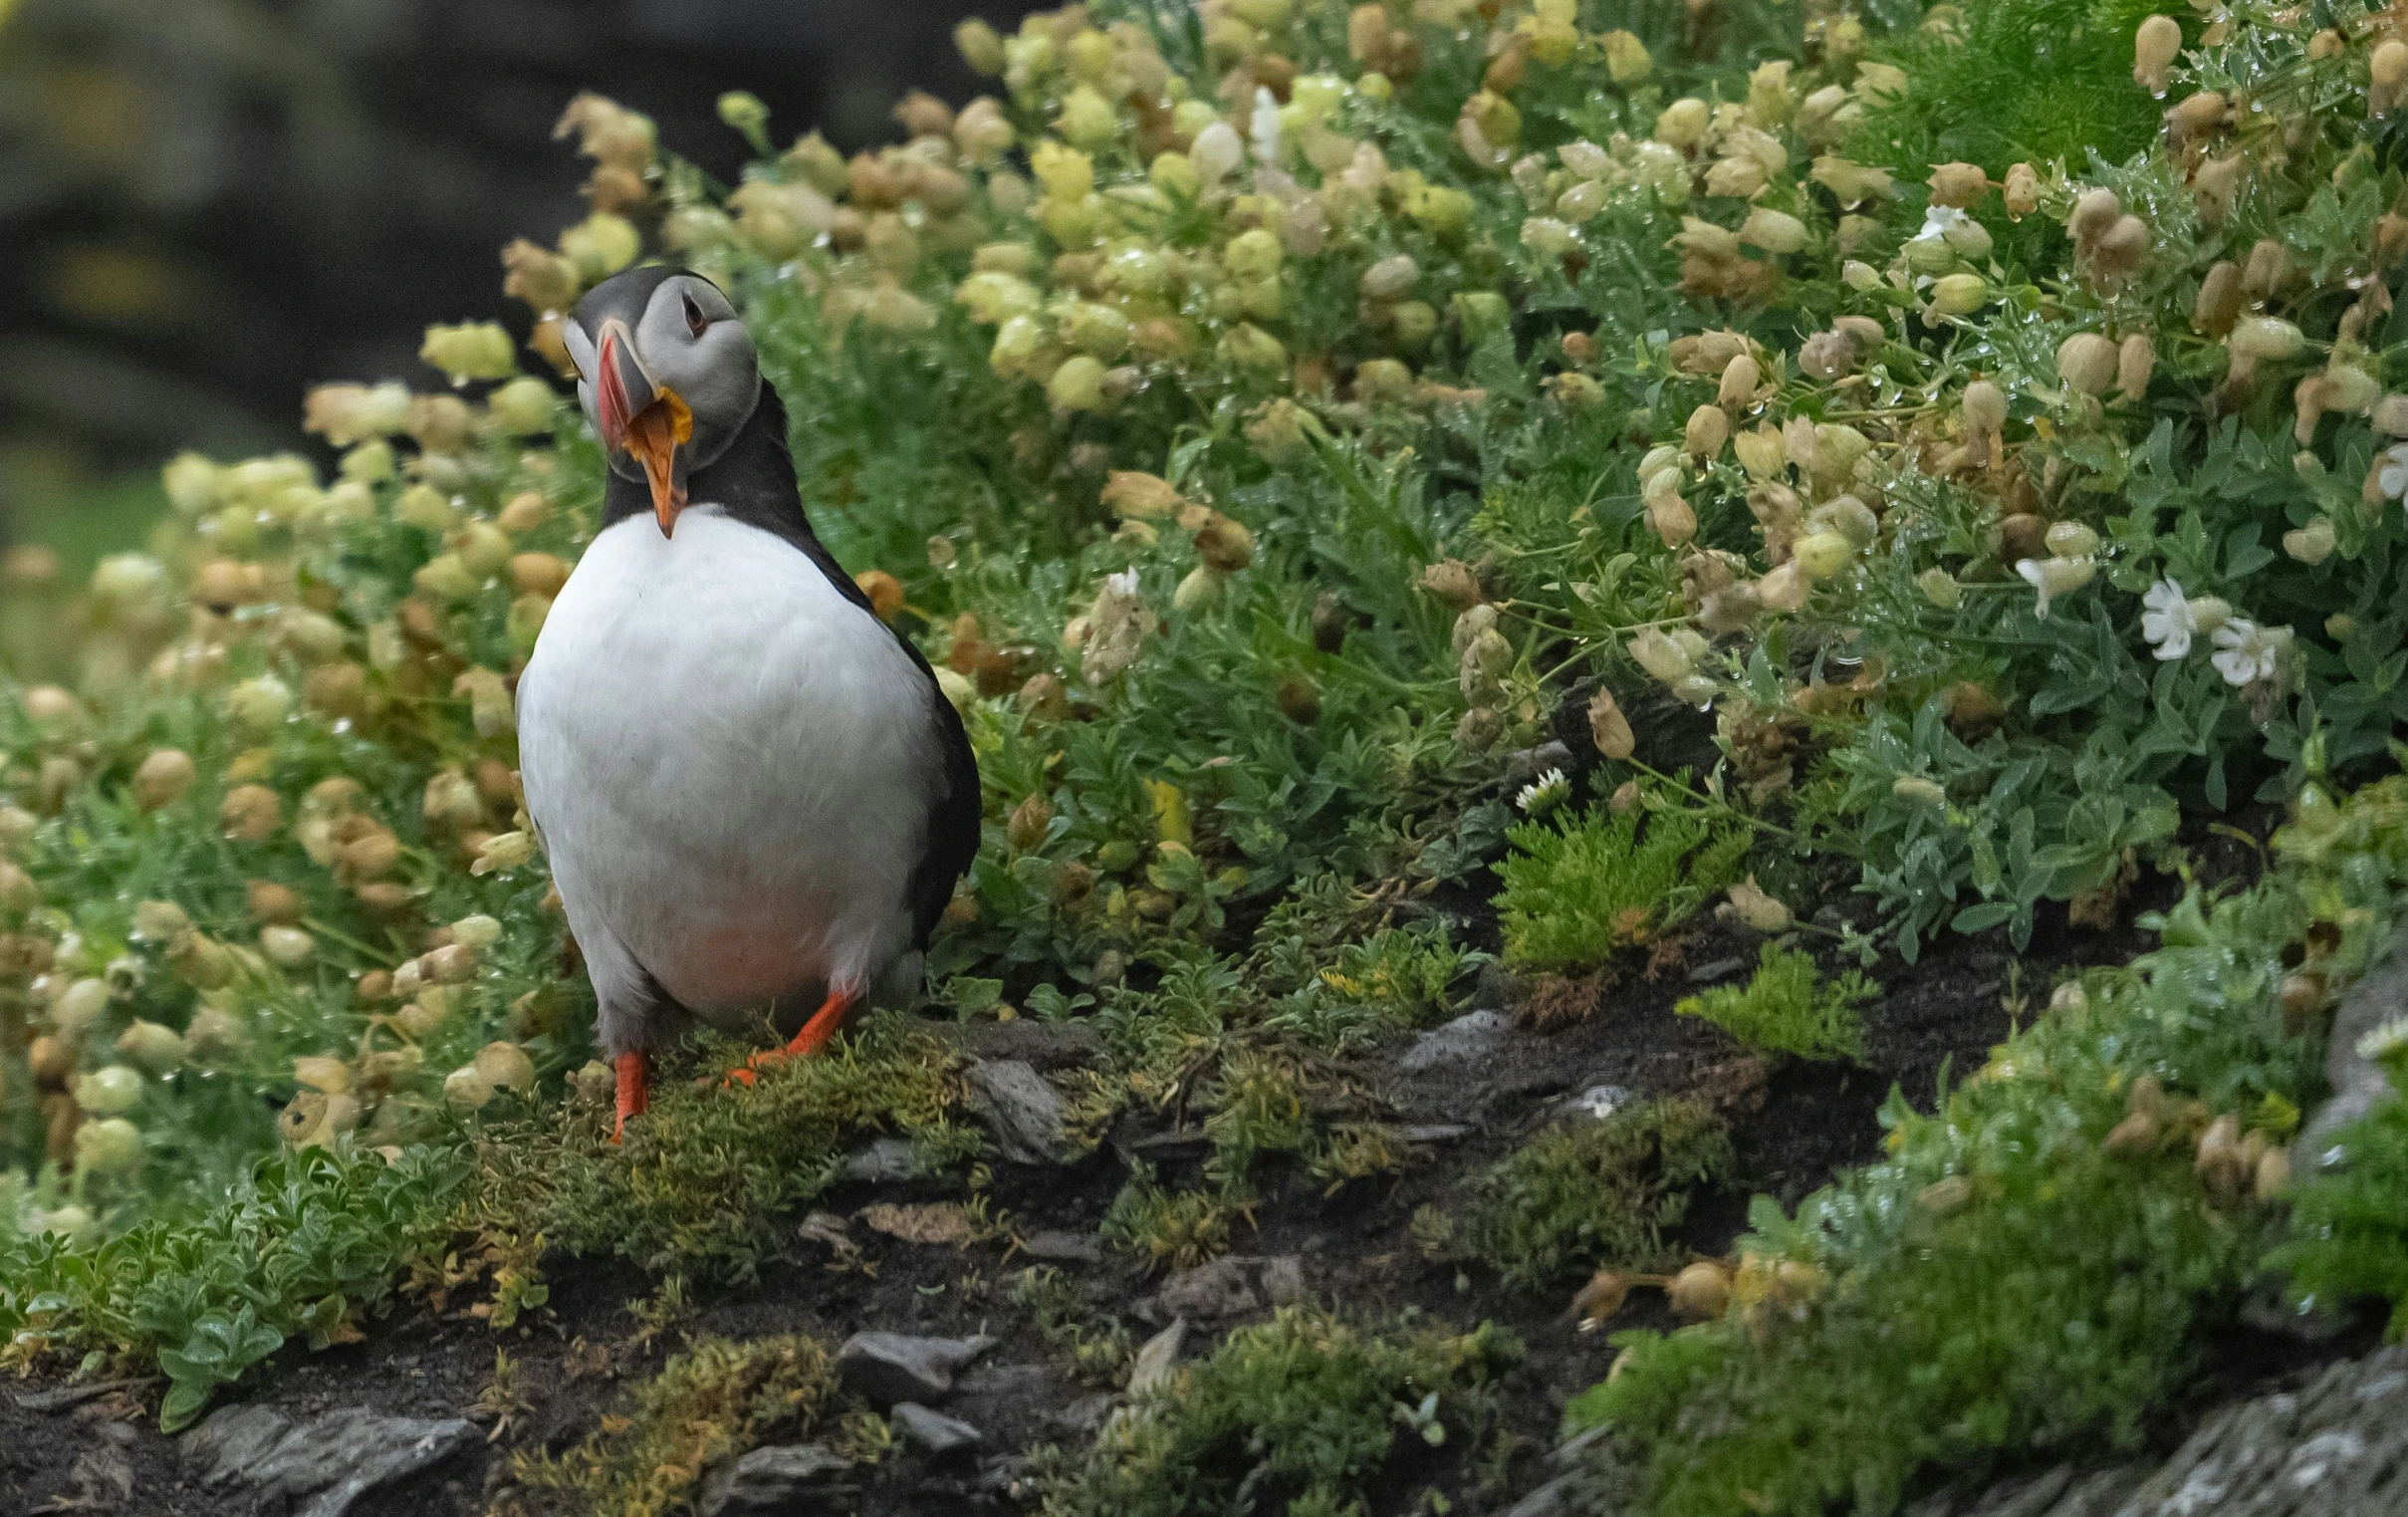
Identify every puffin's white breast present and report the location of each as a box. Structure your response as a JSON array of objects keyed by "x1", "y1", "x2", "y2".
[{"x1": 518, "y1": 508, "x2": 938, "y2": 1020}]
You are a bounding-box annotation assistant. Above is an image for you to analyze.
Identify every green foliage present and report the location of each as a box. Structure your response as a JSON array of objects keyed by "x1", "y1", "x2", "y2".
[
  {"x1": 1034, "y1": 1306, "x2": 1524, "y2": 1517},
  {"x1": 0, "y1": 1141, "x2": 467, "y2": 1429},
  {"x1": 1570, "y1": 775, "x2": 2408, "y2": 1514},
  {"x1": 1477, "y1": 1098, "x2": 1734, "y2": 1289},
  {"x1": 510, "y1": 1332, "x2": 841, "y2": 1517},
  {"x1": 2271, "y1": 1078, "x2": 2408, "y2": 1341},
  {"x1": 527, "y1": 1015, "x2": 971, "y2": 1281},
  {"x1": 1676, "y1": 942, "x2": 1876, "y2": 1063},
  {"x1": 1099, "y1": 1162, "x2": 1251, "y2": 1276},
  {"x1": 1494, "y1": 804, "x2": 1751, "y2": 972},
  {"x1": 1014, "y1": 1264, "x2": 1136, "y2": 1389}
]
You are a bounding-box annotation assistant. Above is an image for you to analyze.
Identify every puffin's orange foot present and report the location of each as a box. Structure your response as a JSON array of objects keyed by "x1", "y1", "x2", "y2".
[
  {"x1": 611, "y1": 1050, "x2": 651, "y2": 1143},
  {"x1": 721, "y1": 986, "x2": 857, "y2": 1088}
]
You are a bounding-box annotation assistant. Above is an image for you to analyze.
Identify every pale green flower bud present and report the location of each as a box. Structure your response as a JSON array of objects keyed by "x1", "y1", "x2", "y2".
[
  {"x1": 1892, "y1": 776, "x2": 1948, "y2": 807},
  {"x1": 1916, "y1": 568, "x2": 1962, "y2": 609},
  {"x1": 486, "y1": 377, "x2": 559, "y2": 436},
  {"x1": 1928, "y1": 274, "x2": 1989, "y2": 314},
  {"x1": 116, "y1": 1021, "x2": 184, "y2": 1075},
  {"x1": 75, "y1": 1118, "x2": 144, "y2": 1178},
  {"x1": 75, "y1": 1065, "x2": 145, "y2": 1117},
  {"x1": 419, "y1": 322, "x2": 519, "y2": 384},
  {"x1": 226, "y1": 675, "x2": 295, "y2": 732}
]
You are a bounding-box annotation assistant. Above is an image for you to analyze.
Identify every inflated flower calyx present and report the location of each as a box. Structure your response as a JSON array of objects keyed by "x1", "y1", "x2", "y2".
[
  {"x1": 132, "y1": 749, "x2": 196, "y2": 811},
  {"x1": 2056, "y1": 333, "x2": 2119, "y2": 396},
  {"x1": 2230, "y1": 316, "x2": 2304, "y2": 362},
  {"x1": 2003, "y1": 162, "x2": 2041, "y2": 217},
  {"x1": 2045, "y1": 521, "x2": 2099, "y2": 560},
  {"x1": 1587, "y1": 687, "x2": 1635, "y2": 759},
  {"x1": 2194, "y1": 260, "x2": 2242, "y2": 337},
  {"x1": 116, "y1": 1020, "x2": 184, "y2": 1075},
  {"x1": 2374, "y1": 40, "x2": 2408, "y2": 116},
  {"x1": 1794, "y1": 531, "x2": 1856, "y2": 582},
  {"x1": 1628, "y1": 628, "x2": 1694, "y2": 684},
  {"x1": 2117, "y1": 335, "x2": 2155, "y2": 396},
  {"x1": 2133, "y1": 15, "x2": 2182, "y2": 95},
  {"x1": 75, "y1": 1065, "x2": 144, "y2": 1117},
  {"x1": 1685, "y1": 403, "x2": 1730, "y2": 458},
  {"x1": 1928, "y1": 274, "x2": 1988, "y2": 315},
  {"x1": 1420, "y1": 559, "x2": 1483, "y2": 611},
  {"x1": 1717, "y1": 354, "x2": 1763, "y2": 409},
  {"x1": 1813, "y1": 495, "x2": 1879, "y2": 549},
  {"x1": 1721, "y1": 877, "x2": 1792, "y2": 931},
  {"x1": 2164, "y1": 90, "x2": 2228, "y2": 145},
  {"x1": 2283, "y1": 516, "x2": 2336, "y2": 566},
  {"x1": 1666, "y1": 1260, "x2": 1734, "y2": 1322},
  {"x1": 75, "y1": 1118, "x2": 143, "y2": 1179},
  {"x1": 1926, "y1": 160, "x2": 1989, "y2": 208}
]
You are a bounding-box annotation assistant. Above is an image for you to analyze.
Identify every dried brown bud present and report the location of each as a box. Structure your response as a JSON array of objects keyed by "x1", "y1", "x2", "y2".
[
  {"x1": 2003, "y1": 162, "x2": 2040, "y2": 218},
  {"x1": 1277, "y1": 674, "x2": 1322, "y2": 725},
  {"x1": 1420, "y1": 560, "x2": 1483, "y2": 610},
  {"x1": 1587, "y1": 687, "x2": 1635, "y2": 759},
  {"x1": 854, "y1": 569, "x2": 905, "y2": 623},
  {"x1": 1007, "y1": 793, "x2": 1053, "y2": 852},
  {"x1": 219, "y1": 784, "x2": 285, "y2": 843},
  {"x1": 2194, "y1": 260, "x2": 2242, "y2": 337},
  {"x1": 132, "y1": 749, "x2": 198, "y2": 811},
  {"x1": 1925, "y1": 161, "x2": 1989, "y2": 208}
]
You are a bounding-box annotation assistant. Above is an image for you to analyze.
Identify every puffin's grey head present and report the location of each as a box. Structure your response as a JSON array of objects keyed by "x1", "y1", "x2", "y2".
[{"x1": 563, "y1": 267, "x2": 760, "y2": 536}]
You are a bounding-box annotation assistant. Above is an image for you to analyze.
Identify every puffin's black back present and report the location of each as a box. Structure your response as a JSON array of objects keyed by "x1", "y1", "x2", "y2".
[{"x1": 601, "y1": 380, "x2": 983, "y2": 945}]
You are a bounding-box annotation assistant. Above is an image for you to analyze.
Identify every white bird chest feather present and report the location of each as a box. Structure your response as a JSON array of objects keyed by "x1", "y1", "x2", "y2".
[{"x1": 518, "y1": 507, "x2": 942, "y2": 1048}]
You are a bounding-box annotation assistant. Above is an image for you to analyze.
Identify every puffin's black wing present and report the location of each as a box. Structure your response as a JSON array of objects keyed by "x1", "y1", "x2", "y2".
[{"x1": 904, "y1": 665, "x2": 982, "y2": 942}]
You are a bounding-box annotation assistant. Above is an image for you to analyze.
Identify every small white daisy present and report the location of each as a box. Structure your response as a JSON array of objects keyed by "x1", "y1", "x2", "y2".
[
  {"x1": 2211, "y1": 619, "x2": 2282, "y2": 686},
  {"x1": 2140, "y1": 579, "x2": 2195, "y2": 659},
  {"x1": 1517, "y1": 767, "x2": 1570, "y2": 816}
]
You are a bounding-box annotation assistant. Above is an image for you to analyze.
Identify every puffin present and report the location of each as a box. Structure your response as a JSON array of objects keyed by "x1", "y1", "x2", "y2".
[{"x1": 517, "y1": 265, "x2": 980, "y2": 1139}]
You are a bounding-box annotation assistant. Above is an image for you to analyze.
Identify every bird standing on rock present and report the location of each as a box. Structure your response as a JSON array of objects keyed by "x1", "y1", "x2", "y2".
[{"x1": 517, "y1": 266, "x2": 980, "y2": 1139}]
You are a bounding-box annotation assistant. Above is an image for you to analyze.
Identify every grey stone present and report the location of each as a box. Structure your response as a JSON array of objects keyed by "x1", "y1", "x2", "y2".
[
  {"x1": 1126, "y1": 1319, "x2": 1187, "y2": 1395},
  {"x1": 2295, "y1": 921, "x2": 2408, "y2": 1164},
  {"x1": 964, "y1": 1059, "x2": 1075, "y2": 1164},
  {"x1": 1399, "y1": 1009, "x2": 1514, "y2": 1074},
  {"x1": 966, "y1": 1018, "x2": 1101, "y2": 1071},
  {"x1": 1401, "y1": 1123, "x2": 1474, "y2": 1144},
  {"x1": 1022, "y1": 1228, "x2": 1102, "y2": 1264},
  {"x1": 1053, "y1": 1393, "x2": 1113, "y2": 1436},
  {"x1": 838, "y1": 1138, "x2": 917, "y2": 1183},
  {"x1": 1504, "y1": 1474, "x2": 1580, "y2": 1517},
  {"x1": 1156, "y1": 1254, "x2": 1305, "y2": 1320},
  {"x1": 836, "y1": 1331, "x2": 993, "y2": 1406},
  {"x1": 696, "y1": 1442, "x2": 853, "y2": 1517},
  {"x1": 892, "y1": 1401, "x2": 984, "y2": 1460},
  {"x1": 184, "y1": 1404, "x2": 477, "y2": 1517}
]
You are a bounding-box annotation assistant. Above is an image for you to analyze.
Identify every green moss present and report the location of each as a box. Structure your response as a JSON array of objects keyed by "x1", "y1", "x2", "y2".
[
  {"x1": 1494, "y1": 803, "x2": 1751, "y2": 973},
  {"x1": 528, "y1": 1014, "x2": 970, "y2": 1281},
  {"x1": 1099, "y1": 1162, "x2": 1252, "y2": 1275},
  {"x1": 1033, "y1": 1305, "x2": 1523, "y2": 1517},
  {"x1": 2271, "y1": 1083, "x2": 2408, "y2": 1341},
  {"x1": 509, "y1": 1332, "x2": 842, "y2": 1517},
  {"x1": 1676, "y1": 942, "x2": 1876, "y2": 1063},
  {"x1": 1477, "y1": 1098, "x2": 1734, "y2": 1289},
  {"x1": 1014, "y1": 1264, "x2": 1136, "y2": 1388}
]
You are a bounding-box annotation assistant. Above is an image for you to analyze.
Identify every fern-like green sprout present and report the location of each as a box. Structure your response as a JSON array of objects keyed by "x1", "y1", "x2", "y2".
[
  {"x1": 1676, "y1": 942, "x2": 1876, "y2": 1063},
  {"x1": 1493, "y1": 805, "x2": 1751, "y2": 972}
]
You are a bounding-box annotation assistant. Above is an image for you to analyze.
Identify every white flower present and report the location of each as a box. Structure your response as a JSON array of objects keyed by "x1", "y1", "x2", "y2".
[
  {"x1": 1250, "y1": 86, "x2": 1282, "y2": 165},
  {"x1": 2017, "y1": 556, "x2": 2094, "y2": 619},
  {"x1": 2211, "y1": 619, "x2": 2282, "y2": 686},
  {"x1": 2380, "y1": 442, "x2": 2408, "y2": 501},
  {"x1": 1916, "y1": 204, "x2": 1967, "y2": 240},
  {"x1": 2357, "y1": 1014, "x2": 2408, "y2": 1065},
  {"x1": 1517, "y1": 767, "x2": 1570, "y2": 816},
  {"x1": 2140, "y1": 579, "x2": 2195, "y2": 659}
]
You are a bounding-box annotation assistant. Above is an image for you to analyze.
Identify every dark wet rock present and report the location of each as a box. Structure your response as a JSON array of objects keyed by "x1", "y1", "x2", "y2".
[
  {"x1": 1156, "y1": 1254, "x2": 1306, "y2": 1320},
  {"x1": 955, "y1": 1363, "x2": 1053, "y2": 1402},
  {"x1": 1022, "y1": 1228, "x2": 1103, "y2": 1264},
  {"x1": 837, "y1": 1331, "x2": 994, "y2": 1406},
  {"x1": 1053, "y1": 1393, "x2": 1114, "y2": 1437},
  {"x1": 1685, "y1": 955, "x2": 1750, "y2": 984},
  {"x1": 892, "y1": 1401, "x2": 983, "y2": 1460},
  {"x1": 838, "y1": 1137, "x2": 917, "y2": 1184},
  {"x1": 966, "y1": 1018, "x2": 1101, "y2": 1072},
  {"x1": 11, "y1": 1379, "x2": 154, "y2": 1412},
  {"x1": 2294, "y1": 921, "x2": 2408, "y2": 1162},
  {"x1": 964, "y1": 1059, "x2": 1076, "y2": 1164},
  {"x1": 1401, "y1": 1123, "x2": 1475, "y2": 1144},
  {"x1": 184, "y1": 1403, "x2": 477, "y2": 1517},
  {"x1": 1399, "y1": 1009, "x2": 1514, "y2": 1074},
  {"x1": 696, "y1": 1442, "x2": 853, "y2": 1516}
]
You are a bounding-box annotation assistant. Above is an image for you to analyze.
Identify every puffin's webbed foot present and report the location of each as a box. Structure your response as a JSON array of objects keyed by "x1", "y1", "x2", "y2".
[
  {"x1": 612, "y1": 1050, "x2": 651, "y2": 1143},
  {"x1": 723, "y1": 985, "x2": 858, "y2": 1088}
]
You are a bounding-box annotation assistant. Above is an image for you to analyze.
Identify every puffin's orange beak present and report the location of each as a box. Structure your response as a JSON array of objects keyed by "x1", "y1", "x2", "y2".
[{"x1": 597, "y1": 326, "x2": 693, "y2": 537}]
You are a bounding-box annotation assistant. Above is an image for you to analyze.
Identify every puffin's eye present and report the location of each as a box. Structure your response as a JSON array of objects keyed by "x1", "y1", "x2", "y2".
[{"x1": 683, "y1": 294, "x2": 709, "y2": 338}]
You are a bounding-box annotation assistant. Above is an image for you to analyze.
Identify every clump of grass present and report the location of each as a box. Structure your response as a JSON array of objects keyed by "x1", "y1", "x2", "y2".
[
  {"x1": 1013, "y1": 1264, "x2": 1135, "y2": 1389},
  {"x1": 1676, "y1": 943, "x2": 1876, "y2": 1064},
  {"x1": 1032, "y1": 1305, "x2": 1523, "y2": 1517},
  {"x1": 0, "y1": 1139, "x2": 468, "y2": 1429},
  {"x1": 507, "y1": 1332, "x2": 841, "y2": 1517},
  {"x1": 1477, "y1": 1099, "x2": 1734, "y2": 1289},
  {"x1": 1099, "y1": 1162, "x2": 1251, "y2": 1276},
  {"x1": 523, "y1": 1013, "x2": 968, "y2": 1281},
  {"x1": 1494, "y1": 806, "x2": 1750, "y2": 973}
]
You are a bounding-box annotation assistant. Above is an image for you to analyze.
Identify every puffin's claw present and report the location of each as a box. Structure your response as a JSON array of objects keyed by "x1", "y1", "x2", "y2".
[{"x1": 721, "y1": 986, "x2": 858, "y2": 1088}]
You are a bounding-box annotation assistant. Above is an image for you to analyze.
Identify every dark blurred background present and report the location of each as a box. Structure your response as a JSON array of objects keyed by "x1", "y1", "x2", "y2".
[{"x1": 0, "y1": 0, "x2": 1039, "y2": 572}]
